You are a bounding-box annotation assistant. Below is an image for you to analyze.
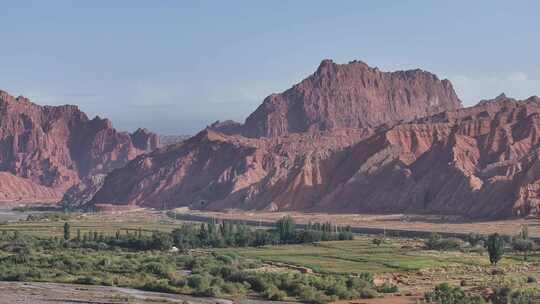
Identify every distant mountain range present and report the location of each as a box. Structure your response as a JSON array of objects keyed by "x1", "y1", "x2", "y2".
[{"x1": 3, "y1": 59, "x2": 540, "y2": 219}]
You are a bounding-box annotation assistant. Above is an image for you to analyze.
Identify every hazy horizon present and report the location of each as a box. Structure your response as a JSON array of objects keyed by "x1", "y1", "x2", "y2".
[{"x1": 1, "y1": 1, "x2": 539, "y2": 135}]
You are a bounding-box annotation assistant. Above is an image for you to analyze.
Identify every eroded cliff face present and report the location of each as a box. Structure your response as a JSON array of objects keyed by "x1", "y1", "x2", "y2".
[
  {"x1": 242, "y1": 59, "x2": 461, "y2": 138},
  {"x1": 315, "y1": 96, "x2": 540, "y2": 218},
  {"x1": 90, "y1": 95, "x2": 540, "y2": 219},
  {"x1": 0, "y1": 90, "x2": 159, "y2": 202},
  {"x1": 87, "y1": 59, "x2": 540, "y2": 219},
  {"x1": 89, "y1": 60, "x2": 466, "y2": 213},
  {"x1": 90, "y1": 128, "x2": 369, "y2": 210}
]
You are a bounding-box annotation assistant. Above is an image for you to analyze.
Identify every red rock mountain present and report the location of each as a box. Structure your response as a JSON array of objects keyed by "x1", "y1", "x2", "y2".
[
  {"x1": 96, "y1": 60, "x2": 531, "y2": 216},
  {"x1": 91, "y1": 93, "x2": 540, "y2": 219},
  {"x1": 242, "y1": 60, "x2": 461, "y2": 137},
  {"x1": 313, "y1": 95, "x2": 540, "y2": 218},
  {"x1": 86, "y1": 60, "x2": 540, "y2": 219},
  {"x1": 0, "y1": 90, "x2": 159, "y2": 202}
]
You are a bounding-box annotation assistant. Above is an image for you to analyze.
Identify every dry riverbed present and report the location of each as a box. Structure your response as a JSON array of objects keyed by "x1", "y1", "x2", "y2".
[{"x1": 0, "y1": 282, "x2": 288, "y2": 304}]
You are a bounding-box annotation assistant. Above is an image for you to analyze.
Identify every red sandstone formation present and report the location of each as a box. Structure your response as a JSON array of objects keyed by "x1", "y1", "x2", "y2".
[
  {"x1": 68, "y1": 59, "x2": 540, "y2": 219},
  {"x1": 90, "y1": 93, "x2": 540, "y2": 219},
  {"x1": 0, "y1": 172, "x2": 62, "y2": 203},
  {"x1": 314, "y1": 95, "x2": 540, "y2": 218},
  {"x1": 0, "y1": 90, "x2": 159, "y2": 202},
  {"x1": 242, "y1": 59, "x2": 461, "y2": 138}
]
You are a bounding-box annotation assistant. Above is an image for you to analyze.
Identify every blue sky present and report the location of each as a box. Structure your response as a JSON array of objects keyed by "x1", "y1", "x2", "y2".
[{"x1": 1, "y1": 1, "x2": 539, "y2": 134}]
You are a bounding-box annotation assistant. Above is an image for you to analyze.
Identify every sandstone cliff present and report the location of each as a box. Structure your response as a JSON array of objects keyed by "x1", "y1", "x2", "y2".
[
  {"x1": 0, "y1": 90, "x2": 159, "y2": 202},
  {"x1": 242, "y1": 59, "x2": 461, "y2": 138},
  {"x1": 90, "y1": 60, "x2": 481, "y2": 214},
  {"x1": 86, "y1": 60, "x2": 540, "y2": 219},
  {"x1": 313, "y1": 95, "x2": 540, "y2": 218},
  {"x1": 90, "y1": 94, "x2": 540, "y2": 219}
]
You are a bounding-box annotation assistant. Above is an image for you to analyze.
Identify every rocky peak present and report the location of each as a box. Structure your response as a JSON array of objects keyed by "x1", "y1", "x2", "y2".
[
  {"x1": 207, "y1": 120, "x2": 243, "y2": 135},
  {"x1": 131, "y1": 128, "x2": 160, "y2": 151},
  {"x1": 242, "y1": 59, "x2": 461, "y2": 138}
]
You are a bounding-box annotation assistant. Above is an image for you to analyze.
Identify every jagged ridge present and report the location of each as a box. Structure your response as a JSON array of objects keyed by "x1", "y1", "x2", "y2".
[{"x1": 0, "y1": 90, "x2": 159, "y2": 202}]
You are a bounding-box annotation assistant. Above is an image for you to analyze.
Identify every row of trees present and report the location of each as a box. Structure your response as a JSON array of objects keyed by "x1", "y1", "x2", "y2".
[
  {"x1": 61, "y1": 216, "x2": 353, "y2": 251},
  {"x1": 171, "y1": 215, "x2": 353, "y2": 249}
]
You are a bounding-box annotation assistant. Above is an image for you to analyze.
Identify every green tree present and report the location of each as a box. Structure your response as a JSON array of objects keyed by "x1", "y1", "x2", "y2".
[
  {"x1": 512, "y1": 225, "x2": 534, "y2": 261},
  {"x1": 486, "y1": 233, "x2": 504, "y2": 266},
  {"x1": 276, "y1": 215, "x2": 296, "y2": 243},
  {"x1": 63, "y1": 222, "x2": 71, "y2": 241}
]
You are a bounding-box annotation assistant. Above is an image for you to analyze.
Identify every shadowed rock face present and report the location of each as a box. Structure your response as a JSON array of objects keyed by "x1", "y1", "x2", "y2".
[
  {"x1": 242, "y1": 59, "x2": 461, "y2": 138},
  {"x1": 0, "y1": 90, "x2": 159, "y2": 202}
]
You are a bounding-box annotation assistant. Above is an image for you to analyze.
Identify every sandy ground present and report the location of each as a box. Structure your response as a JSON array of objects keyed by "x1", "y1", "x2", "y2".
[{"x1": 175, "y1": 209, "x2": 540, "y2": 237}]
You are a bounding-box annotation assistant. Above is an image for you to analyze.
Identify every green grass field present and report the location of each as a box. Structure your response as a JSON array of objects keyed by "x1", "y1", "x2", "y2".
[
  {"x1": 220, "y1": 239, "x2": 510, "y2": 274},
  {"x1": 0, "y1": 211, "x2": 181, "y2": 238},
  {"x1": 217, "y1": 238, "x2": 540, "y2": 298},
  {"x1": 2, "y1": 210, "x2": 540, "y2": 299}
]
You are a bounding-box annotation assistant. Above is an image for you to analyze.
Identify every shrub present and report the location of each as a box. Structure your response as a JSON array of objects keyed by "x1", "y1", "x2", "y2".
[
  {"x1": 425, "y1": 234, "x2": 463, "y2": 251},
  {"x1": 141, "y1": 261, "x2": 171, "y2": 277},
  {"x1": 425, "y1": 233, "x2": 442, "y2": 250},
  {"x1": 489, "y1": 286, "x2": 535, "y2": 304},
  {"x1": 512, "y1": 238, "x2": 535, "y2": 261},
  {"x1": 221, "y1": 282, "x2": 247, "y2": 298},
  {"x1": 141, "y1": 279, "x2": 176, "y2": 293},
  {"x1": 262, "y1": 286, "x2": 287, "y2": 301},
  {"x1": 376, "y1": 282, "x2": 398, "y2": 293},
  {"x1": 216, "y1": 254, "x2": 234, "y2": 265},
  {"x1": 187, "y1": 274, "x2": 211, "y2": 293},
  {"x1": 372, "y1": 237, "x2": 383, "y2": 247},
  {"x1": 74, "y1": 275, "x2": 100, "y2": 285},
  {"x1": 424, "y1": 283, "x2": 486, "y2": 304},
  {"x1": 466, "y1": 233, "x2": 483, "y2": 247}
]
